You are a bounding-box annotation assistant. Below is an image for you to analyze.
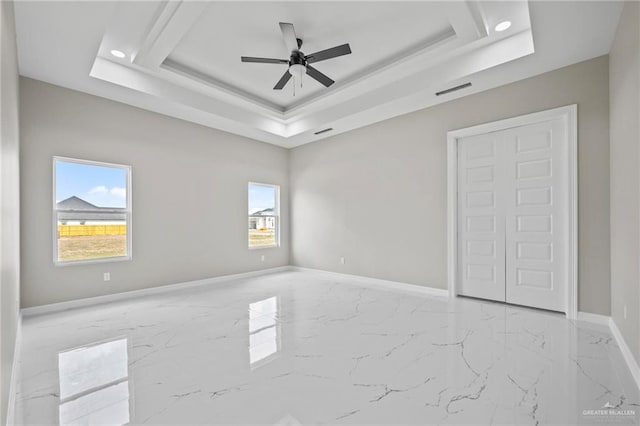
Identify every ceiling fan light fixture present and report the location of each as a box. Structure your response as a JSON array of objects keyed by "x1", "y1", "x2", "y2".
[{"x1": 289, "y1": 63, "x2": 306, "y2": 80}]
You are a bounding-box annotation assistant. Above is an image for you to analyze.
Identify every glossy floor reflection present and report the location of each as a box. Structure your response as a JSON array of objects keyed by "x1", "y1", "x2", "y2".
[{"x1": 15, "y1": 270, "x2": 640, "y2": 425}]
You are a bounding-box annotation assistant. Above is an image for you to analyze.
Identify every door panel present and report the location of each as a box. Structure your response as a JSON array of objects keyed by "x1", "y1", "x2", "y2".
[
  {"x1": 504, "y1": 119, "x2": 568, "y2": 312},
  {"x1": 457, "y1": 133, "x2": 506, "y2": 302}
]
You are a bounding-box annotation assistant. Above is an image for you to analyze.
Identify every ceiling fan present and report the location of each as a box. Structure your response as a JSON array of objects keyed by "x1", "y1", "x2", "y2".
[{"x1": 241, "y1": 22, "x2": 352, "y2": 91}]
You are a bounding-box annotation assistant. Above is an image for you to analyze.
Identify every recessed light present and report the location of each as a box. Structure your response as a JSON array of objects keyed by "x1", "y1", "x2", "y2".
[
  {"x1": 110, "y1": 49, "x2": 126, "y2": 59},
  {"x1": 494, "y1": 21, "x2": 512, "y2": 32}
]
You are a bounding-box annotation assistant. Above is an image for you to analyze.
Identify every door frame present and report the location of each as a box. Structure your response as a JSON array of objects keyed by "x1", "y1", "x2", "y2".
[{"x1": 446, "y1": 105, "x2": 578, "y2": 319}]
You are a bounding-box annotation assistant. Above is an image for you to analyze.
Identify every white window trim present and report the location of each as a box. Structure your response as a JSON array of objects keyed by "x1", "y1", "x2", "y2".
[
  {"x1": 53, "y1": 156, "x2": 133, "y2": 266},
  {"x1": 248, "y1": 182, "x2": 280, "y2": 250}
]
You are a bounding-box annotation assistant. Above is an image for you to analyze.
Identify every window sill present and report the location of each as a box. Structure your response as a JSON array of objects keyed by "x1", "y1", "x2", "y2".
[
  {"x1": 248, "y1": 245, "x2": 279, "y2": 250},
  {"x1": 54, "y1": 255, "x2": 132, "y2": 267}
]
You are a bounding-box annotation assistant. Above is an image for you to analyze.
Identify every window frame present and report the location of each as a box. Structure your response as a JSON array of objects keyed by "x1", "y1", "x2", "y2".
[
  {"x1": 53, "y1": 156, "x2": 132, "y2": 266},
  {"x1": 248, "y1": 182, "x2": 280, "y2": 250}
]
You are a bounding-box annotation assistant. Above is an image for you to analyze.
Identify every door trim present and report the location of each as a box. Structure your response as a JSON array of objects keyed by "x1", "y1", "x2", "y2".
[{"x1": 446, "y1": 105, "x2": 578, "y2": 319}]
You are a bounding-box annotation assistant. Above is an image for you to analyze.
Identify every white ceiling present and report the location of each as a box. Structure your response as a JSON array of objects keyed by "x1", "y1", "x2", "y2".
[{"x1": 14, "y1": 1, "x2": 623, "y2": 148}]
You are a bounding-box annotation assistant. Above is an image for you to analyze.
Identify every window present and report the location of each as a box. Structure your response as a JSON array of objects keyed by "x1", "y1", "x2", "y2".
[
  {"x1": 248, "y1": 182, "x2": 279, "y2": 248},
  {"x1": 54, "y1": 157, "x2": 131, "y2": 264}
]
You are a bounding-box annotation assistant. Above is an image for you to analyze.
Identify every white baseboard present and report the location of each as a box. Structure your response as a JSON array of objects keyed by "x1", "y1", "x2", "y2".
[
  {"x1": 576, "y1": 311, "x2": 611, "y2": 325},
  {"x1": 6, "y1": 313, "x2": 22, "y2": 426},
  {"x1": 609, "y1": 318, "x2": 640, "y2": 391},
  {"x1": 575, "y1": 312, "x2": 639, "y2": 391},
  {"x1": 21, "y1": 266, "x2": 292, "y2": 317},
  {"x1": 289, "y1": 266, "x2": 449, "y2": 298}
]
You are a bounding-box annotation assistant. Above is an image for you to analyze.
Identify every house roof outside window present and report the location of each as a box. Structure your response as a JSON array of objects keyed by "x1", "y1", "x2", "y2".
[
  {"x1": 251, "y1": 208, "x2": 275, "y2": 216},
  {"x1": 56, "y1": 196, "x2": 126, "y2": 221}
]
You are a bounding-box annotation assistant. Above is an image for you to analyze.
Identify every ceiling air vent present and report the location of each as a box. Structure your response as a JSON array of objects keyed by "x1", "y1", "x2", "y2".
[
  {"x1": 314, "y1": 128, "x2": 333, "y2": 135},
  {"x1": 435, "y1": 82, "x2": 472, "y2": 96}
]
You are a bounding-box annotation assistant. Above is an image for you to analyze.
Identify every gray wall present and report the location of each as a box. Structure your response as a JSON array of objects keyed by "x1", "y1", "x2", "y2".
[
  {"x1": 290, "y1": 55, "x2": 611, "y2": 315},
  {"x1": 0, "y1": 0, "x2": 21, "y2": 423},
  {"x1": 610, "y1": 1, "x2": 640, "y2": 364},
  {"x1": 20, "y1": 78, "x2": 290, "y2": 308}
]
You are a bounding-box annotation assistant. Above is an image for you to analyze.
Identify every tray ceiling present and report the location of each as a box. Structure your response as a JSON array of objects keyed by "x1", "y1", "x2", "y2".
[
  {"x1": 167, "y1": 2, "x2": 456, "y2": 109},
  {"x1": 14, "y1": 1, "x2": 623, "y2": 148}
]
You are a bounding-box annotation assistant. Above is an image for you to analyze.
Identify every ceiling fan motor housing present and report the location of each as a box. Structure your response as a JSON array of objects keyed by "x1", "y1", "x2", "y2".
[{"x1": 289, "y1": 50, "x2": 305, "y2": 67}]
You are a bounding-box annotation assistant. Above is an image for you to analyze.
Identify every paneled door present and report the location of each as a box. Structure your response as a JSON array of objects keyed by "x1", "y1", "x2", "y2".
[
  {"x1": 457, "y1": 132, "x2": 506, "y2": 302},
  {"x1": 502, "y1": 119, "x2": 568, "y2": 311},
  {"x1": 457, "y1": 117, "x2": 569, "y2": 312}
]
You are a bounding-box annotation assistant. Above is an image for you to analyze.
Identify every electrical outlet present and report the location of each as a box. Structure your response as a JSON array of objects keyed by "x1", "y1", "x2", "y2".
[
  {"x1": 624, "y1": 304, "x2": 628, "y2": 320},
  {"x1": 261, "y1": 255, "x2": 265, "y2": 262},
  {"x1": 103, "y1": 272, "x2": 111, "y2": 282},
  {"x1": 340, "y1": 257, "x2": 345, "y2": 264}
]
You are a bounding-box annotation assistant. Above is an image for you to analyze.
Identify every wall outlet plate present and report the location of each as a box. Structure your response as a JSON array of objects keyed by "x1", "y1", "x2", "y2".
[{"x1": 103, "y1": 272, "x2": 111, "y2": 281}]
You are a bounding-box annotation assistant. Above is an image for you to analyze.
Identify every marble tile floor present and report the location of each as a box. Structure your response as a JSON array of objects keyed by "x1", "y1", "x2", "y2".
[{"x1": 14, "y1": 270, "x2": 640, "y2": 425}]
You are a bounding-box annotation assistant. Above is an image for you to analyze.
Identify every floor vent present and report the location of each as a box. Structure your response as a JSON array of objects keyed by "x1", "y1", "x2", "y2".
[{"x1": 436, "y1": 82, "x2": 472, "y2": 96}]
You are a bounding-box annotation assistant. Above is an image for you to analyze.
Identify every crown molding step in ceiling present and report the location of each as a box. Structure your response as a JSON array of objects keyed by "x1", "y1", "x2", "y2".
[{"x1": 15, "y1": 1, "x2": 623, "y2": 147}]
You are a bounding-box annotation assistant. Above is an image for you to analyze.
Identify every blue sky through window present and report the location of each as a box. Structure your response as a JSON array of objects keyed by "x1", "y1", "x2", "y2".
[
  {"x1": 249, "y1": 184, "x2": 276, "y2": 214},
  {"x1": 56, "y1": 160, "x2": 127, "y2": 208}
]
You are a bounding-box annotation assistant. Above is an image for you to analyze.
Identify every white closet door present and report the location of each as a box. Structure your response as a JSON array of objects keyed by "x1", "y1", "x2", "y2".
[
  {"x1": 456, "y1": 117, "x2": 569, "y2": 312},
  {"x1": 457, "y1": 133, "x2": 506, "y2": 302},
  {"x1": 503, "y1": 119, "x2": 568, "y2": 312}
]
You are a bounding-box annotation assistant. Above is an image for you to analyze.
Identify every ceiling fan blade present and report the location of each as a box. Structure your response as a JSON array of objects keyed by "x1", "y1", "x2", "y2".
[
  {"x1": 279, "y1": 22, "x2": 299, "y2": 53},
  {"x1": 305, "y1": 43, "x2": 352, "y2": 64},
  {"x1": 241, "y1": 56, "x2": 289, "y2": 64},
  {"x1": 273, "y1": 70, "x2": 292, "y2": 90},
  {"x1": 305, "y1": 65, "x2": 334, "y2": 87}
]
